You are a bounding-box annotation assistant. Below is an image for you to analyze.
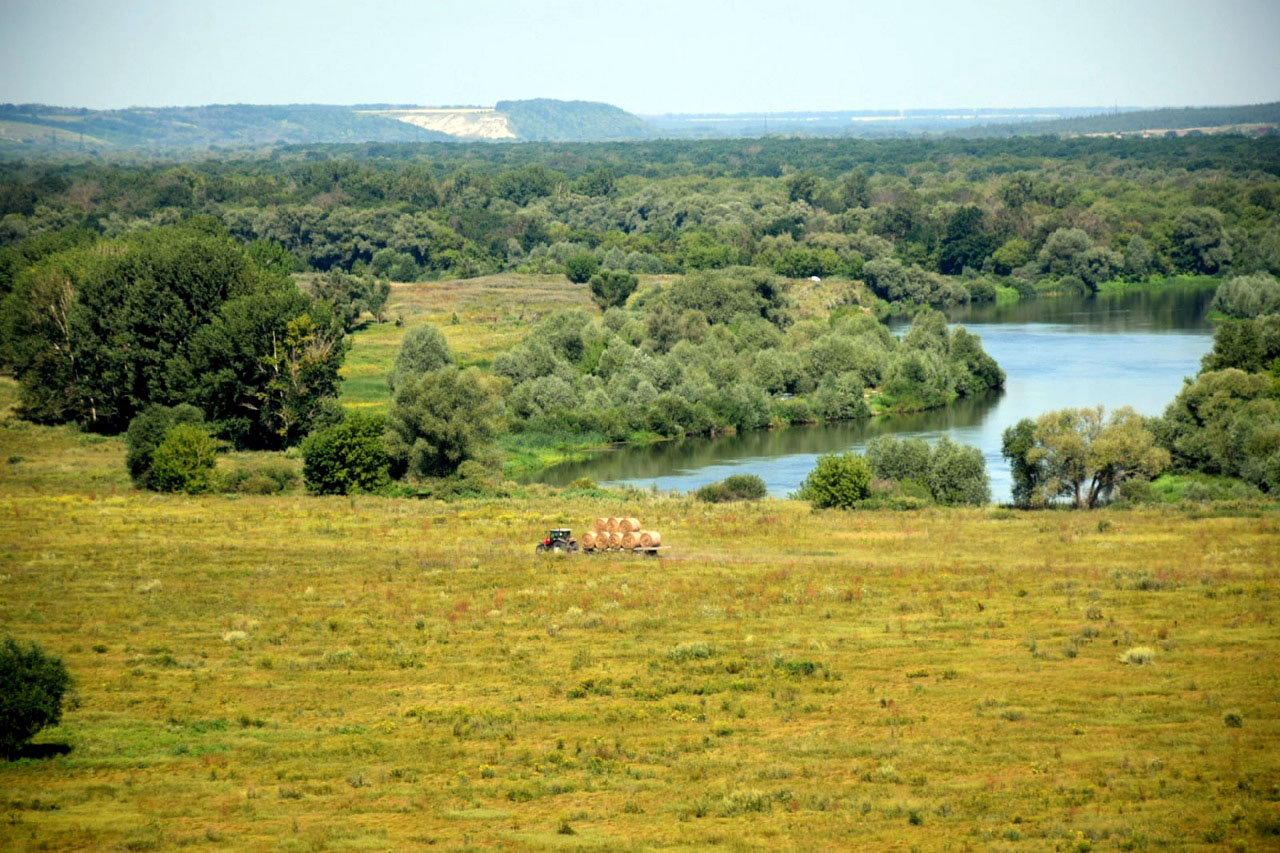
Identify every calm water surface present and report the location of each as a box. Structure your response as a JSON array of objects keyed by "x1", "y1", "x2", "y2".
[{"x1": 534, "y1": 283, "x2": 1218, "y2": 502}]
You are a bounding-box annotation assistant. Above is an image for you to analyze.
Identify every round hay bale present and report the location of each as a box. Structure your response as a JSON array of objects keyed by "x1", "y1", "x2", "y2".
[
  {"x1": 608, "y1": 531, "x2": 623, "y2": 549},
  {"x1": 639, "y1": 530, "x2": 662, "y2": 547},
  {"x1": 606, "y1": 517, "x2": 621, "y2": 533},
  {"x1": 581, "y1": 531, "x2": 598, "y2": 550},
  {"x1": 621, "y1": 517, "x2": 641, "y2": 533},
  {"x1": 593, "y1": 517, "x2": 609, "y2": 532},
  {"x1": 621, "y1": 531, "x2": 639, "y2": 549}
]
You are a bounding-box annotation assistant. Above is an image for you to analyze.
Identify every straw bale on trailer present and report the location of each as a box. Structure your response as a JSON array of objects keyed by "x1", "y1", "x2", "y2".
[
  {"x1": 593, "y1": 517, "x2": 609, "y2": 532},
  {"x1": 608, "y1": 531, "x2": 623, "y2": 548},
  {"x1": 638, "y1": 531, "x2": 662, "y2": 547},
  {"x1": 621, "y1": 531, "x2": 638, "y2": 549},
  {"x1": 581, "y1": 530, "x2": 598, "y2": 550},
  {"x1": 620, "y1": 517, "x2": 641, "y2": 533}
]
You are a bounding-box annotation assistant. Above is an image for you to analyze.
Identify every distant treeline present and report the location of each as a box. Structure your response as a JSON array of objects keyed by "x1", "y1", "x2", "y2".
[
  {"x1": 1, "y1": 135, "x2": 1278, "y2": 303},
  {"x1": 956, "y1": 102, "x2": 1280, "y2": 138}
]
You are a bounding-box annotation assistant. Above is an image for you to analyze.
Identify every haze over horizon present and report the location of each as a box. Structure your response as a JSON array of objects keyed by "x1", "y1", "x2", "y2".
[{"x1": 2, "y1": 0, "x2": 1278, "y2": 115}]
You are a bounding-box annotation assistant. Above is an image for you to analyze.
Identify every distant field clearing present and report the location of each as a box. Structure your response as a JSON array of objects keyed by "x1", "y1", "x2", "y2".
[{"x1": 360, "y1": 107, "x2": 516, "y2": 139}]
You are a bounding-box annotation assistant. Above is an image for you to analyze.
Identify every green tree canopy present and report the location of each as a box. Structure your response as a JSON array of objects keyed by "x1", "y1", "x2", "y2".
[
  {"x1": 0, "y1": 637, "x2": 72, "y2": 758},
  {"x1": 1010, "y1": 405, "x2": 1170, "y2": 508},
  {"x1": 389, "y1": 324, "x2": 454, "y2": 392},
  {"x1": 302, "y1": 411, "x2": 390, "y2": 495},
  {"x1": 588, "y1": 269, "x2": 638, "y2": 310},
  {"x1": 796, "y1": 452, "x2": 873, "y2": 508},
  {"x1": 384, "y1": 366, "x2": 504, "y2": 479},
  {"x1": 1, "y1": 222, "x2": 345, "y2": 445},
  {"x1": 564, "y1": 252, "x2": 601, "y2": 284}
]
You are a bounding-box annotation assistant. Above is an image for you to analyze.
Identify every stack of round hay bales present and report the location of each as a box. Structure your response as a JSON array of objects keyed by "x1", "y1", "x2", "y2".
[{"x1": 589, "y1": 516, "x2": 661, "y2": 551}]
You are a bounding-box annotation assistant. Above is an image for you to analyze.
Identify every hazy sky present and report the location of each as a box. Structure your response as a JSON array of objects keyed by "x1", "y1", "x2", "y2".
[{"x1": 2, "y1": 0, "x2": 1278, "y2": 113}]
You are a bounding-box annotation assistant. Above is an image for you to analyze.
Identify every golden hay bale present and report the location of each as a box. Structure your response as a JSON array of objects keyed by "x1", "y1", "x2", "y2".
[
  {"x1": 606, "y1": 517, "x2": 621, "y2": 533},
  {"x1": 608, "y1": 531, "x2": 623, "y2": 548},
  {"x1": 593, "y1": 517, "x2": 609, "y2": 532},
  {"x1": 581, "y1": 531, "x2": 598, "y2": 550},
  {"x1": 621, "y1": 531, "x2": 639, "y2": 549},
  {"x1": 638, "y1": 530, "x2": 662, "y2": 547},
  {"x1": 620, "y1": 517, "x2": 641, "y2": 533}
]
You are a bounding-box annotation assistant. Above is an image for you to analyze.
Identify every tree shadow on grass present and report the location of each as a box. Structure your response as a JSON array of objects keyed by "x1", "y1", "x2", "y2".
[{"x1": 6, "y1": 742, "x2": 72, "y2": 761}]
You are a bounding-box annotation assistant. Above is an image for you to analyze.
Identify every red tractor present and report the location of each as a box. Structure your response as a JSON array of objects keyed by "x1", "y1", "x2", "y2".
[{"x1": 535, "y1": 528, "x2": 579, "y2": 554}]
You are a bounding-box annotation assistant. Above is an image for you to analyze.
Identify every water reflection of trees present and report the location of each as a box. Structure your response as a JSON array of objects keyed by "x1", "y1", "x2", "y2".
[
  {"x1": 535, "y1": 392, "x2": 1000, "y2": 486},
  {"x1": 942, "y1": 281, "x2": 1216, "y2": 333}
]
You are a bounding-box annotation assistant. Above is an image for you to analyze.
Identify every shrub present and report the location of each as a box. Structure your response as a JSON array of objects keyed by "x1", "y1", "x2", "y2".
[
  {"x1": 147, "y1": 424, "x2": 219, "y2": 494},
  {"x1": 0, "y1": 637, "x2": 72, "y2": 758},
  {"x1": 866, "y1": 435, "x2": 932, "y2": 482},
  {"x1": 1210, "y1": 273, "x2": 1280, "y2": 319},
  {"x1": 564, "y1": 252, "x2": 600, "y2": 284},
  {"x1": 696, "y1": 473, "x2": 767, "y2": 503},
  {"x1": 301, "y1": 412, "x2": 390, "y2": 495},
  {"x1": 125, "y1": 403, "x2": 205, "y2": 485},
  {"x1": 389, "y1": 325, "x2": 454, "y2": 392},
  {"x1": 1119, "y1": 646, "x2": 1155, "y2": 666},
  {"x1": 927, "y1": 437, "x2": 991, "y2": 506},
  {"x1": 588, "y1": 270, "x2": 639, "y2": 309},
  {"x1": 223, "y1": 459, "x2": 300, "y2": 494},
  {"x1": 797, "y1": 452, "x2": 872, "y2": 508}
]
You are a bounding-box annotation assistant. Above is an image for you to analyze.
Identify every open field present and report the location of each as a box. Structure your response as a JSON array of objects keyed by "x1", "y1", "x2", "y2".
[
  {"x1": 339, "y1": 274, "x2": 605, "y2": 412},
  {"x1": 1, "y1": 383, "x2": 1279, "y2": 849}
]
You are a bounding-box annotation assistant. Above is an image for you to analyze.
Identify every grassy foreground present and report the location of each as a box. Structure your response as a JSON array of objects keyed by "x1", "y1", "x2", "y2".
[{"x1": 1, "y1": 396, "x2": 1279, "y2": 850}]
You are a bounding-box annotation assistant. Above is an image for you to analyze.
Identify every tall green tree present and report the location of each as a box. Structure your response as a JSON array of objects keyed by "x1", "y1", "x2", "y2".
[
  {"x1": 384, "y1": 366, "x2": 504, "y2": 479},
  {"x1": 389, "y1": 324, "x2": 454, "y2": 392}
]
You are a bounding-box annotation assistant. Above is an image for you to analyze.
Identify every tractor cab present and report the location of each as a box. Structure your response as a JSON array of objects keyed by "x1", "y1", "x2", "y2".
[{"x1": 536, "y1": 528, "x2": 578, "y2": 553}]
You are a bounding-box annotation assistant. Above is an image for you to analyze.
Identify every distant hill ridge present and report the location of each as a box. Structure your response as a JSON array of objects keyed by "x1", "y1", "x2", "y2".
[
  {"x1": 951, "y1": 102, "x2": 1280, "y2": 138},
  {"x1": 0, "y1": 99, "x2": 656, "y2": 154}
]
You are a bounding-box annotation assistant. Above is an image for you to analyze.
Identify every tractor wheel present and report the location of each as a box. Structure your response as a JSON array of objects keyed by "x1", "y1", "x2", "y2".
[
  {"x1": 535, "y1": 544, "x2": 548, "y2": 553},
  {"x1": 551, "y1": 541, "x2": 566, "y2": 553}
]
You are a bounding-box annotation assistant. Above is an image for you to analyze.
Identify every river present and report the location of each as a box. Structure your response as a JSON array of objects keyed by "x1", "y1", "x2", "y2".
[{"x1": 534, "y1": 282, "x2": 1219, "y2": 502}]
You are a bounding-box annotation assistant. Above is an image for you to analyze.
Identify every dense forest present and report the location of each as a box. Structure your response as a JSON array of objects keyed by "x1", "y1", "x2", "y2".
[
  {"x1": 2, "y1": 135, "x2": 1278, "y2": 293},
  {"x1": 1, "y1": 133, "x2": 1278, "y2": 497}
]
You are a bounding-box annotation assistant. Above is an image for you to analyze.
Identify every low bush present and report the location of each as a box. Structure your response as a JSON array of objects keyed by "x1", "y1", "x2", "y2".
[
  {"x1": 148, "y1": 424, "x2": 219, "y2": 494},
  {"x1": 301, "y1": 412, "x2": 390, "y2": 495},
  {"x1": 696, "y1": 473, "x2": 768, "y2": 503},
  {"x1": 223, "y1": 459, "x2": 300, "y2": 494},
  {"x1": 125, "y1": 404, "x2": 205, "y2": 486},
  {"x1": 796, "y1": 452, "x2": 872, "y2": 508}
]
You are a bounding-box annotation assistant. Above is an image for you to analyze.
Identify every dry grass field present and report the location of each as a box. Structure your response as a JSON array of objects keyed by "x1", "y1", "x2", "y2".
[{"x1": 1, "y1": 376, "x2": 1278, "y2": 849}]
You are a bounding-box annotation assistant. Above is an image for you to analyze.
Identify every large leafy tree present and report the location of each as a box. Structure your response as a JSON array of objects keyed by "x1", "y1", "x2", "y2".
[
  {"x1": 1171, "y1": 206, "x2": 1232, "y2": 274},
  {"x1": 384, "y1": 366, "x2": 504, "y2": 479},
  {"x1": 1, "y1": 221, "x2": 344, "y2": 443},
  {"x1": 939, "y1": 206, "x2": 997, "y2": 275},
  {"x1": 183, "y1": 291, "x2": 346, "y2": 449},
  {"x1": 1006, "y1": 406, "x2": 1170, "y2": 508}
]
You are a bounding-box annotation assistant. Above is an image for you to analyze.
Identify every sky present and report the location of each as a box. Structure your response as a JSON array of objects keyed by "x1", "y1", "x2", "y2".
[{"x1": 2, "y1": 0, "x2": 1278, "y2": 114}]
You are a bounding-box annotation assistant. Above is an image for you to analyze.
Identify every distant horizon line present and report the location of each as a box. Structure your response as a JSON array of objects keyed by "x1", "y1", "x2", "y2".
[{"x1": 3, "y1": 98, "x2": 1277, "y2": 115}]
